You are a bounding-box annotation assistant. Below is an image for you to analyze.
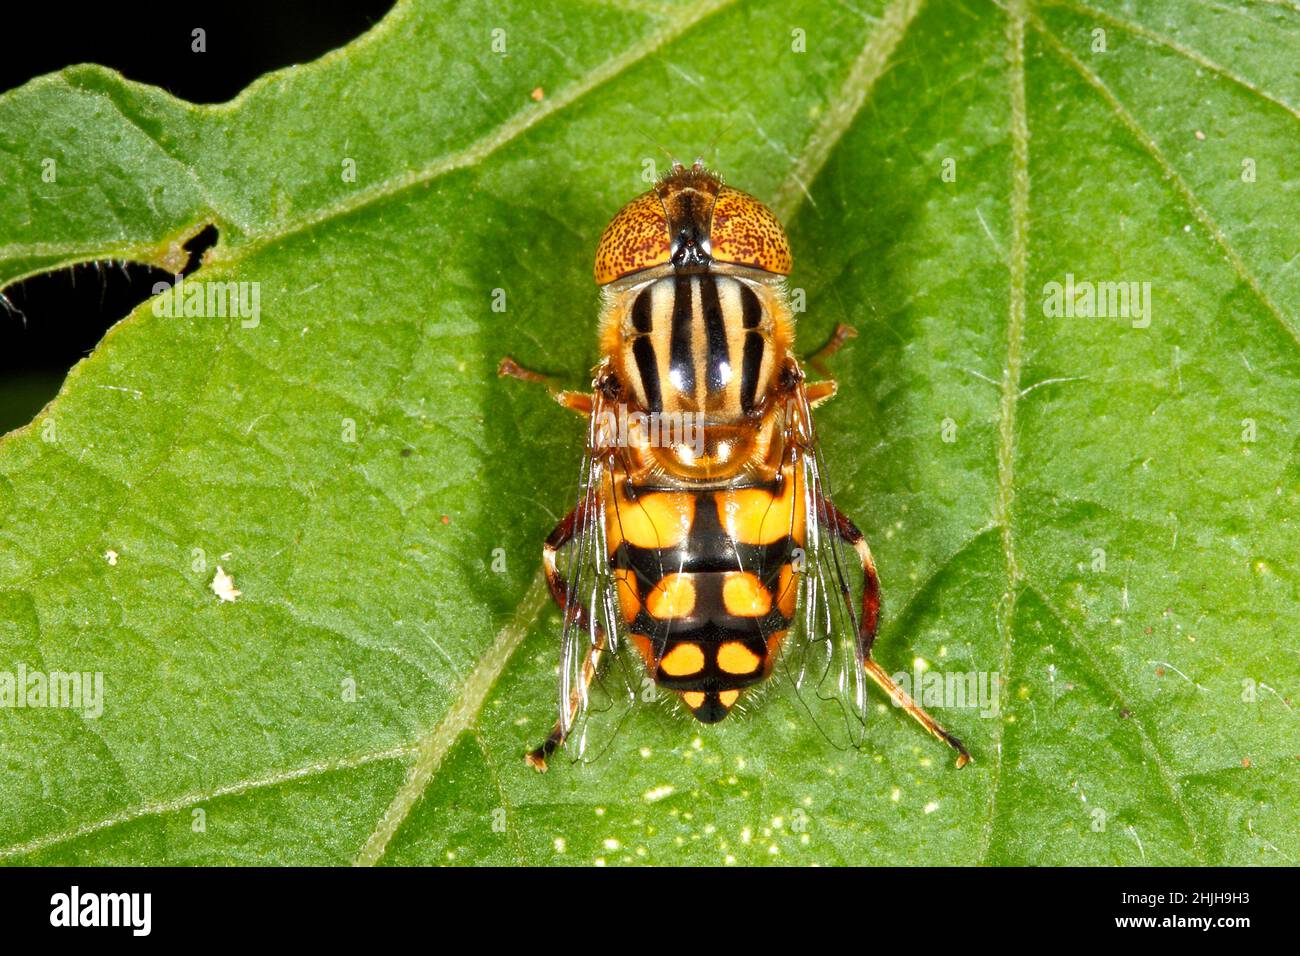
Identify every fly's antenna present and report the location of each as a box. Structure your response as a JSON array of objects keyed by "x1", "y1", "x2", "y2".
[
  {"x1": 700, "y1": 121, "x2": 736, "y2": 173},
  {"x1": 635, "y1": 131, "x2": 684, "y2": 181}
]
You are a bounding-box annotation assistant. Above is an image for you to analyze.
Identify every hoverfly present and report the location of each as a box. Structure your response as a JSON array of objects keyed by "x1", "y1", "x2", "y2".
[{"x1": 501, "y1": 161, "x2": 970, "y2": 771}]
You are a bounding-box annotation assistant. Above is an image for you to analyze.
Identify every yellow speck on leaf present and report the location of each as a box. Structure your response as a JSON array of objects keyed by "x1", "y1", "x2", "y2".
[{"x1": 211, "y1": 566, "x2": 242, "y2": 603}]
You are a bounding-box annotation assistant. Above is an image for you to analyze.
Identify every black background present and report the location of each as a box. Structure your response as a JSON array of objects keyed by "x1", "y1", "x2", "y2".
[
  {"x1": 0, "y1": 866, "x2": 1279, "y2": 939},
  {"x1": 0, "y1": 0, "x2": 393, "y2": 433}
]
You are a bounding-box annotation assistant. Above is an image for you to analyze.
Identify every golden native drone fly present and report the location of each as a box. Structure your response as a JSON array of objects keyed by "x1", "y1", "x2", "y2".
[{"x1": 500, "y1": 161, "x2": 970, "y2": 771}]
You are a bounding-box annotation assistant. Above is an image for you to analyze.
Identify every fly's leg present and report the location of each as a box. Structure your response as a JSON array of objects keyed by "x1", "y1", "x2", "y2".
[
  {"x1": 819, "y1": 496, "x2": 972, "y2": 768},
  {"x1": 502, "y1": 356, "x2": 612, "y2": 769},
  {"x1": 805, "y1": 323, "x2": 857, "y2": 379},
  {"x1": 526, "y1": 507, "x2": 609, "y2": 772},
  {"x1": 804, "y1": 380, "x2": 838, "y2": 407},
  {"x1": 860, "y1": 661, "x2": 970, "y2": 768},
  {"x1": 799, "y1": 323, "x2": 856, "y2": 405},
  {"x1": 498, "y1": 356, "x2": 593, "y2": 416}
]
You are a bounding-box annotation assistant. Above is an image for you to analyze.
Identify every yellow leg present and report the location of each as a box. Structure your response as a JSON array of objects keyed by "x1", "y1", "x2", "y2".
[
  {"x1": 806, "y1": 323, "x2": 858, "y2": 378},
  {"x1": 526, "y1": 637, "x2": 607, "y2": 772},
  {"x1": 863, "y1": 660, "x2": 971, "y2": 768},
  {"x1": 805, "y1": 379, "x2": 838, "y2": 407},
  {"x1": 498, "y1": 355, "x2": 593, "y2": 417}
]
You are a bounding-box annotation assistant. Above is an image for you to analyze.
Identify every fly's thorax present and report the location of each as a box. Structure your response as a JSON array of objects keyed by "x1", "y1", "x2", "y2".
[
  {"x1": 604, "y1": 267, "x2": 789, "y2": 417},
  {"x1": 597, "y1": 265, "x2": 794, "y2": 481}
]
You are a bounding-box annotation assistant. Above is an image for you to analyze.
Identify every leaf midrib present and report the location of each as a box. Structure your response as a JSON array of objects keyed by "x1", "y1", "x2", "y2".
[{"x1": 978, "y1": 0, "x2": 1030, "y2": 866}]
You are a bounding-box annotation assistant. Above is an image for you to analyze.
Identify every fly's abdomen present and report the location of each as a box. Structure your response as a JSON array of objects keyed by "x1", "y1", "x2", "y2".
[{"x1": 605, "y1": 464, "x2": 805, "y2": 723}]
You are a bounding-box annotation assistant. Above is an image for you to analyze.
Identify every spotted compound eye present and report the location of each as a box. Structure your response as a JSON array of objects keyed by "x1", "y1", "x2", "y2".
[
  {"x1": 592, "y1": 171, "x2": 792, "y2": 284},
  {"x1": 593, "y1": 190, "x2": 671, "y2": 285},
  {"x1": 709, "y1": 187, "x2": 792, "y2": 277}
]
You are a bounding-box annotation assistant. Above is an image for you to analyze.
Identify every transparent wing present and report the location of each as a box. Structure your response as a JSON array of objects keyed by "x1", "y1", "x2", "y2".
[
  {"x1": 772, "y1": 383, "x2": 873, "y2": 750},
  {"x1": 551, "y1": 404, "x2": 646, "y2": 765}
]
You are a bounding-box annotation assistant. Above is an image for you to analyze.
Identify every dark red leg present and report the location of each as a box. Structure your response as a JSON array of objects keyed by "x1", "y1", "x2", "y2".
[
  {"x1": 526, "y1": 507, "x2": 609, "y2": 771},
  {"x1": 818, "y1": 495, "x2": 971, "y2": 768}
]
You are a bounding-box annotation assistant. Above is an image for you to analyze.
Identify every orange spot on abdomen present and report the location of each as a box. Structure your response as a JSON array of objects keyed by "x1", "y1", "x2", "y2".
[
  {"x1": 775, "y1": 563, "x2": 799, "y2": 619},
  {"x1": 614, "y1": 568, "x2": 641, "y2": 624},
  {"x1": 660, "y1": 642, "x2": 706, "y2": 677},
  {"x1": 764, "y1": 629, "x2": 790, "y2": 675},
  {"x1": 645, "y1": 573, "x2": 697, "y2": 620},
  {"x1": 722, "y1": 572, "x2": 772, "y2": 617},
  {"x1": 715, "y1": 469, "x2": 804, "y2": 545},
  {"x1": 605, "y1": 485, "x2": 695, "y2": 553},
  {"x1": 717, "y1": 641, "x2": 762, "y2": 675}
]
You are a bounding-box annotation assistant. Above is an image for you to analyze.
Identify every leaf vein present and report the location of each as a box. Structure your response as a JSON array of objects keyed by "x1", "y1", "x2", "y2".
[
  {"x1": 353, "y1": 570, "x2": 551, "y2": 866},
  {"x1": 1032, "y1": 13, "x2": 1300, "y2": 350},
  {"x1": 978, "y1": 0, "x2": 1031, "y2": 866},
  {"x1": 233, "y1": 0, "x2": 740, "y2": 262},
  {"x1": 1028, "y1": 584, "x2": 1207, "y2": 863},
  {"x1": 773, "y1": 0, "x2": 927, "y2": 221},
  {"x1": 1046, "y1": 0, "x2": 1300, "y2": 125},
  {"x1": 0, "y1": 744, "x2": 417, "y2": 861}
]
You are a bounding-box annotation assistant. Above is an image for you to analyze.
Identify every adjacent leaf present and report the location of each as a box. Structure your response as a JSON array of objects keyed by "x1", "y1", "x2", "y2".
[{"x1": 0, "y1": 0, "x2": 1296, "y2": 866}]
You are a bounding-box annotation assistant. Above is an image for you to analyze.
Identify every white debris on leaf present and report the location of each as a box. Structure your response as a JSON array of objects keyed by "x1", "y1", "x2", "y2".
[
  {"x1": 105, "y1": 550, "x2": 119, "y2": 566},
  {"x1": 211, "y1": 566, "x2": 242, "y2": 603}
]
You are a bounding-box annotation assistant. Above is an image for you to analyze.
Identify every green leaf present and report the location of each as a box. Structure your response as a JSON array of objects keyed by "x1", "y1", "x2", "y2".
[{"x1": 1, "y1": 0, "x2": 1296, "y2": 866}]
